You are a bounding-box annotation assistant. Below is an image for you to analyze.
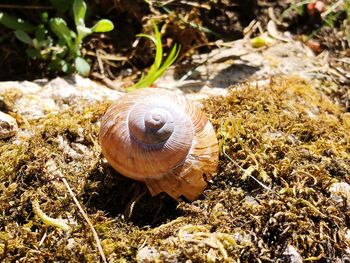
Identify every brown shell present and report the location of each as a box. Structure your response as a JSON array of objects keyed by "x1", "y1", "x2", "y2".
[{"x1": 99, "y1": 88, "x2": 218, "y2": 201}]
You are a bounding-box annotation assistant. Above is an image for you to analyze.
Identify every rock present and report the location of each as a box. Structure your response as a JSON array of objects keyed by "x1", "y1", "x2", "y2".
[
  {"x1": 46, "y1": 76, "x2": 121, "y2": 106},
  {"x1": 329, "y1": 182, "x2": 350, "y2": 208},
  {"x1": 136, "y1": 246, "x2": 160, "y2": 262},
  {"x1": 157, "y1": 38, "x2": 323, "y2": 90},
  {"x1": 0, "y1": 111, "x2": 18, "y2": 139},
  {"x1": 282, "y1": 245, "x2": 303, "y2": 263},
  {"x1": 242, "y1": 195, "x2": 260, "y2": 208},
  {"x1": 0, "y1": 75, "x2": 123, "y2": 120}
]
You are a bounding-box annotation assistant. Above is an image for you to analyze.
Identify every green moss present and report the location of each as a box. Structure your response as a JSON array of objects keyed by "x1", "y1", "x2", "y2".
[{"x1": 0, "y1": 76, "x2": 349, "y2": 262}]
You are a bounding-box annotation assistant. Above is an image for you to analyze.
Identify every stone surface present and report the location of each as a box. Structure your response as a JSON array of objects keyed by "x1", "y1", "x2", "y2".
[
  {"x1": 0, "y1": 75, "x2": 123, "y2": 120},
  {"x1": 136, "y1": 246, "x2": 160, "y2": 262},
  {"x1": 329, "y1": 182, "x2": 350, "y2": 208},
  {"x1": 282, "y1": 245, "x2": 303, "y2": 263},
  {"x1": 0, "y1": 111, "x2": 18, "y2": 139},
  {"x1": 156, "y1": 38, "x2": 325, "y2": 92}
]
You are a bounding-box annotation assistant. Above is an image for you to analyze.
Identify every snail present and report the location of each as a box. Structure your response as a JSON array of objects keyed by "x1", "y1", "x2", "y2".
[{"x1": 99, "y1": 88, "x2": 219, "y2": 201}]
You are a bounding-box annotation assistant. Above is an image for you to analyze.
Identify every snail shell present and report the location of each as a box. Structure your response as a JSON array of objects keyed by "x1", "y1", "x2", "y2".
[{"x1": 99, "y1": 88, "x2": 218, "y2": 201}]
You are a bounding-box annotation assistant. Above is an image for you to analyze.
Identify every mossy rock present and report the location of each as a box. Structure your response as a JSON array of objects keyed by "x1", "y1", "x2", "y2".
[{"x1": 0, "y1": 76, "x2": 349, "y2": 262}]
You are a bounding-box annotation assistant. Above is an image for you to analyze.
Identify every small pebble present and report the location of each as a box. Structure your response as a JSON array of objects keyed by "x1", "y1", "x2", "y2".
[
  {"x1": 137, "y1": 246, "x2": 160, "y2": 262},
  {"x1": 329, "y1": 182, "x2": 350, "y2": 207},
  {"x1": 0, "y1": 111, "x2": 18, "y2": 139},
  {"x1": 283, "y1": 245, "x2": 303, "y2": 263}
]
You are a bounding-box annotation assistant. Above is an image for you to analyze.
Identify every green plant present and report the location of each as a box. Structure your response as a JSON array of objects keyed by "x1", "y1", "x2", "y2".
[
  {"x1": 0, "y1": 12, "x2": 35, "y2": 32},
  {"x1": 12, "y1": 12, "x2": 58, "y2": 61},
  {"x1": 127, "y1": 21, "x2": 180, "y2": 92},
  {"x1": 0, "y1": 11, "x2": 56, "y2": 61},
  {"x1": 0, "y1": 0, "x2": 114, "y2": 76},
  {"x1": 50, "y1": 0, "x2": 114, "y2": 75}
]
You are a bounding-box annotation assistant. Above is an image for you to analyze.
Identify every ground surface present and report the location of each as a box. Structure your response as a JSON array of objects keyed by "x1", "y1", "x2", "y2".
[{"x1": 1, "y1": 1, "x2": 350, "y2": 262}]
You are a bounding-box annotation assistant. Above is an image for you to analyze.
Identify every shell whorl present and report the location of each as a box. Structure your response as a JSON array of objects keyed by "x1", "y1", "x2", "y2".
[{"x1": 128, "y1": 106, "x2": 175, "y2": 145}]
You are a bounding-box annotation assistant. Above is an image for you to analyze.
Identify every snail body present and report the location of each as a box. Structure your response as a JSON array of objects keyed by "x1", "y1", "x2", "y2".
[{"x1": 99, "y1": 88, "x2": 218, "y2": 201}]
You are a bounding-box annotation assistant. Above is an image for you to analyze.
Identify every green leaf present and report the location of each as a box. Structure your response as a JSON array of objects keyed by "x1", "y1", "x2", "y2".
[
  {"x1": 251, "y1": 36, "x2": 273, "y2": 48},
  {"x1": 50, "y1": 18, "x2": 74, "y2": 49},
  {"x1": 73, "y1": 0, "x2": 87, "y2": 27},
  {"x1": 157, "y1": 43, "x2": 180, "y2": 75},
  {"x1": 41, "y1": 12, "x2": 49, "y2": 23},
  {"x1": 128, "y1": 44, "x2": 180, "y2": 91},
  {"x1": 75, "y1": 56, "x2": 90, "y2": 76},
  {"x1": 14, "y1": 30, "x2": 33, "y2": 45},
  {"x1": 32, "y1": 38, "x2": 39, "y2": 49},
  {"x1": 49, "y1": 59, "x2": 72, "y2": 73},
  {"x1": 91, "y1": 19, "x2": 114, "y2": 32},
  {"x1": 77, "y1": 25, "x2": 92, "y2": 38},
  {"x1": 35, "y1": 25, "x2": 46, "y2": 42},
  {"x1": 152, "y1": 21, "x2": 163, "y2": 69},
  {"x1": 127, "y1": 21, "x2": 180, "y2": 91},
  {"x1": 61, "y1": 60, "x2": 70, "y2": 73},
  {"x1": 136, "y1": 34, "x2": 156, "y2": 43},
  {"x1": 40, "y1": 12, "x2": 49, "y2": 24},
  {"x1": 0, "y1": 12, "x2": 35, "y2": 32}
]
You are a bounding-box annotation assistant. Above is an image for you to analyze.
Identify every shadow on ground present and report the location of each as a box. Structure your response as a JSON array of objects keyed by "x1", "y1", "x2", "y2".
[{"x1": 83, "y1": 161, "x2": 180, "y2": 227}]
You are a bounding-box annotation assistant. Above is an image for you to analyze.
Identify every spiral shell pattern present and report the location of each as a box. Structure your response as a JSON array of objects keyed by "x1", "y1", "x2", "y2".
[{"x1": 99, "y1": 88, "x2": 218, "y2": 201}]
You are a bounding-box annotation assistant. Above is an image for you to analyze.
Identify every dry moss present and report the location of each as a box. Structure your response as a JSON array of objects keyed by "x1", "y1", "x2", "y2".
[{"x1": 1, "y1": 76, "x2": 350, "y2": 262}]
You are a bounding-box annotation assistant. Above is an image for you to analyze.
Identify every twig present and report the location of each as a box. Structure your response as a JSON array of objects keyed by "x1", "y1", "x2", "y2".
[
  {"x1": 96, "y1": 50, "x2": 105, "y2": 76},
  {"x1": 38, "y1": 231, "x2": 47, "y2": 247},
  {"x1": 179, "y1": 1, "x2": 211, "y2": 10},
  {"x1": 124, "y1": 190, "x2": 146, "y2": 220},
  {"x1": 46, "y1": 160, "x2": 107, "y2": 263},
  {"x1": 85, "y1": 50, "x2": 127, "y2": 61}
]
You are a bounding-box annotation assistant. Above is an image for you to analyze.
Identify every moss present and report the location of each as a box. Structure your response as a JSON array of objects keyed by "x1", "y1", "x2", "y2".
[{"x1": 1, "y1": 76, "x2": 350, "y2": 262}]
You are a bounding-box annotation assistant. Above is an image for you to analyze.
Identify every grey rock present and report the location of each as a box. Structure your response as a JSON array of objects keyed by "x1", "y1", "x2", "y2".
[
  {"x1": 282, "y1": 245, "x2": 303, "y2": 263},
  {"x1": 0, "y1": 111, "x2": 18, "y2": 139},
  {"x1": 329, "y1": 182, "x2": 350, "y2": 208},
  {"x1": 0, "y1": 75, "x2": 123, "y2": 120},
  {"x1": 137, "y1": 246, "x2": 160, "y2": 263},
  {"x1": 156, "y1": 38, "x2": 325, "y2": 91}
]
